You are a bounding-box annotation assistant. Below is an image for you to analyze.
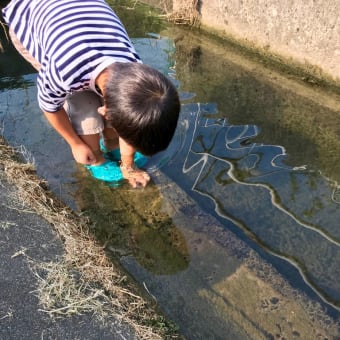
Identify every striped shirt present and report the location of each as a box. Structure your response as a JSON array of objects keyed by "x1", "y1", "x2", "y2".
[{"x1": 2, "y1": 0, "x2": 141, "y2": 112}]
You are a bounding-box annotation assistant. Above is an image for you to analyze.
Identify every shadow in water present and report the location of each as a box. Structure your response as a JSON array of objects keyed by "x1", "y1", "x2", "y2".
[{"x1": 73, "y1": 170, "x2": 189, "y2": 275}]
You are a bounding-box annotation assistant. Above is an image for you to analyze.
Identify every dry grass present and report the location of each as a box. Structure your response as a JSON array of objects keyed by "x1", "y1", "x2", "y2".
[
  {"x1": 157, "y1": 0, "x2": 200, "y2": 26},
  {"x1": 0, "y1": 136, "x2": 178, "y2": 339}
]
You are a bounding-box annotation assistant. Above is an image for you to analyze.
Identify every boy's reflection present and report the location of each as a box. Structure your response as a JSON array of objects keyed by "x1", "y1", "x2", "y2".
[{"x1": 74, "y1": 171, "x2": 189, "y2": 275}]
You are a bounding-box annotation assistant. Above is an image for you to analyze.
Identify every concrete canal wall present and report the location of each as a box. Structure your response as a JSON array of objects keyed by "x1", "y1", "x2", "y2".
[
  {"x1": 144, "y1": 0, "x2": 340, "y2": 85},
  {"x1": 1, "y1": 0, "x2": 338, "y2": 84}
]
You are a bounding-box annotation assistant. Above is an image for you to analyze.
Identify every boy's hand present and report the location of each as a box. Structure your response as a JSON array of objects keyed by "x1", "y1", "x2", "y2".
[
  {"x1": 43, "y1": 109, "x2": 97, "y2": 165},
  {"x1": 71, "y1": 143, "x2": 97, "y2": 165},
  {"x1": 119, "y1": 137, "x2": 150, "y2": 188},
  {"x1": 120, "y1": 163, "x2": 150, "y2": 188}
]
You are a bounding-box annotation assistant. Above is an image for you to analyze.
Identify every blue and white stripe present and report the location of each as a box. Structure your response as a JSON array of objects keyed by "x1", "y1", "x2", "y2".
[{"x1": 2, "y1": 0, "x2": 141, "y2": 112}]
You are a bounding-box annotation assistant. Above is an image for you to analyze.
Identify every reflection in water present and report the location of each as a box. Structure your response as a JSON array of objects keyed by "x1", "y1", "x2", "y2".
[
  {"x1": 74, "y1": 170, "x2": 189, "y2": 275},
  {"x1": 163, "y1": 102, "x2": 340, "y2": 309},
  {"x1": 173, "y1": 29, "x2": 340, "y2": 184}
]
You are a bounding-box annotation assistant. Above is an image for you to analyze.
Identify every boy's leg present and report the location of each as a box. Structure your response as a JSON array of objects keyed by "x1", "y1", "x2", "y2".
[
  {"x1": 102, "y1": 123, "x2": 119, "y2": 151},
  {"x1": 64, "y1": 90, "x2": 105, "y2": 164}
]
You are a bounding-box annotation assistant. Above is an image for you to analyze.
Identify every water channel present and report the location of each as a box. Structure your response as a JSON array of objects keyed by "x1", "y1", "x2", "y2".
[{"x1": 1, "y1": 1, "x2": 339, "y2": 338}]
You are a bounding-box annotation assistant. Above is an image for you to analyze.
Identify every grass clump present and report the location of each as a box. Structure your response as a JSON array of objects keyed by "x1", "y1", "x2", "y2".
[{"x1": 166, "y1": 0, "x2": 200, "y2": 26}]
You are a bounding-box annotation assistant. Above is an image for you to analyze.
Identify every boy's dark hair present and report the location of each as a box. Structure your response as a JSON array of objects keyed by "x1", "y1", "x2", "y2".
[{"x1": 103, "y1": 62, "x2": 180, "y2": 156}]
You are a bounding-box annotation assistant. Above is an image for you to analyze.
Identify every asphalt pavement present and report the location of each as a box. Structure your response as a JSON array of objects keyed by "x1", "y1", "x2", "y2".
[{"x1": 0, "y1": 170, "x2": 135, "y2": 340}]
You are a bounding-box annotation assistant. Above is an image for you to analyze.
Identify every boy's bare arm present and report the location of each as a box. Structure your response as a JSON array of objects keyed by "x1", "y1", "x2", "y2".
[
  {"x1": 43, "y1": 109, "x2": 96, "y2": 165},
  {"x1": 119, "y1": 137, "x2": 150, "y2": 188}
]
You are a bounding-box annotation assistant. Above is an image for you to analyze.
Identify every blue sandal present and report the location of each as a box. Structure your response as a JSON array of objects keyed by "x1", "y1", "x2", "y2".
[
  {"x1": 85, "y1": 160, "x2": 123, "y2": 182},
  {"x1": 100, "y1": 138, "x2": 148, "y2": 168}
]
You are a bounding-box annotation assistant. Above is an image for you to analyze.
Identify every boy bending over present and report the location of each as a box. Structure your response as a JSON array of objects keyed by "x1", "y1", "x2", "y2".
[{"x1": 2, "y1": 0, "x2": 180, "y2": 188}]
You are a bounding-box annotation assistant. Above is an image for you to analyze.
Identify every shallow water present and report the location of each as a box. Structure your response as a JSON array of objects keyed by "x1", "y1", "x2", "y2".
[{"x1": 1, "y1": 1, "x2": 339, "y2": 338}]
